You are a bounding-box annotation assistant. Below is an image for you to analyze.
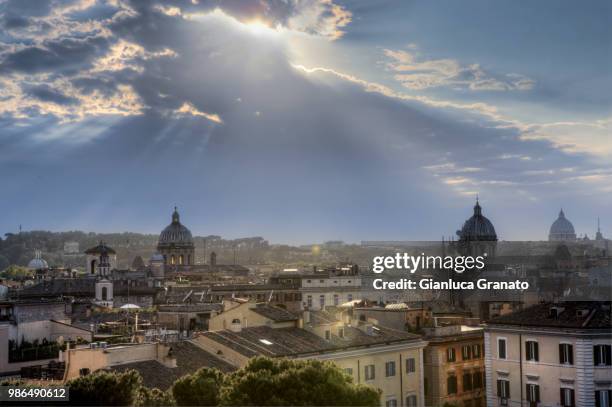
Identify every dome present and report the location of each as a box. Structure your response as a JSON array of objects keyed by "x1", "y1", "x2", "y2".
[
  {"x1": 457, "y1": 200, "x2": 497, "y2": 242},
  {"x1": 549, "y1": 209, "x2": 576, "y2": 241},
  {"x1": 158, "y1": 207, "x2": 194, "y2": 247},
  {"x1": 27, "y1": 250, "x2": 48, "y2": 270}
]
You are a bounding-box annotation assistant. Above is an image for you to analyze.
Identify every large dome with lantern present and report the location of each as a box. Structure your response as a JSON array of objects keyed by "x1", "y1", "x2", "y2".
[
  {"x1": 457, "y1": 199, "x2": 497, "y2": 242},
  {"x1": 158, "y1": 207, "x2": 194, "y2": 247},
  {"x1": 549, "y1": 209, "x2": 576, "y2": 241}
]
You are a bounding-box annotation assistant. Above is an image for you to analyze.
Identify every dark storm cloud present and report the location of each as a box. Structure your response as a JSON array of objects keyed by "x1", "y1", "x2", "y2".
[
  {"x1": 0, "y1": 35, "x2": 110, "y2": 74},
  {"x1": 23, "y1": 84, "x2": 78, "y2": 105}
]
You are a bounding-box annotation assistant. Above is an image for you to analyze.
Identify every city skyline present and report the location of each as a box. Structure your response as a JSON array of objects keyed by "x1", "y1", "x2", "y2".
[{"x1": 0, "y1": 0, "x2": 610, "y2": 244}]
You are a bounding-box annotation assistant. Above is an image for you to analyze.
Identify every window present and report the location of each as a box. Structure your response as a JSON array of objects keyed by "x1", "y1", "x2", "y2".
[
  {"x1": 365, "y1": 365, "x2": 376, "y2": 380},
  {"x1": 338, "y1": 328, "x2": 344, "y2": 338},
  {"x1": 347, "y1": 294, "x2": 353, "y2": 302},
  {"x1": 526, "y1": 340, "x2": 539, "y2": 361},
  {"x1": 560, "y1": 388, "x2": 575, "y2": 407},
  {"x1": 447, "y1": 347, "x2": 456, "y2": 362},
  {"x1": 473, "y1": 371, "x2": 482, "y2": 388},
  {"x1": 424, "y1": 377, "x2": 428, "y2": 396},
  {"x1": 385, "y1": 398, "x2": 397, "y2": 407},
  {"x1": 333, "y1": 294, "x2": 339, "y2": 306},
  {"x1": 385, "y1": 361, "x2": 396, "y2": 377},
  {"x1": 447, "y1": 375, "x2": 457, "y2": 395},
  {"x1": 406, "y1": 395, "x2": 417, "y2": 407},
  {"x1": 319, "y1": 295, "x2": 325, "y2": 308},
  {"x1": 559, "y1": 343, "x2": 574, "y2": 365},
  {"x1": 472, "y1": 343, "x2": 481, "y2": 358},
  {"x1": 406, "y1": 357, "x2": 416, "y2": 373},
  {"x1": 463, "y1": 372, "x2": 473, "y2": 391},
  {"x1": 325, "y1": 330, "x2": 331, "y2": 340},
  {"x1": 526, "y1": 384, "x2": 540, "y2": 404},
  {"x1": 497, "y1": 379, "x2": 510, "y2": 399},
  {"x1": 365, "y1": 364, "x2": 375, "y2": 381},
  {"x1": 462, "y1": 345, "x2": 472, "y2": 360},
  {"x1": 595, "y1": 390, "x2": 611, "y2": 407},
  {"x1": 594, "y1": 344, "x2": 612, "y2": 366},
  {"x1": 498, "y1": 338, "x2": 507, "y2": 359},
  {"x1": 307, "y1": 295, "x2": 313, "y2": 308},
  {"x1": 344, "y1": 368, "x2": 353, "y2": 377}
]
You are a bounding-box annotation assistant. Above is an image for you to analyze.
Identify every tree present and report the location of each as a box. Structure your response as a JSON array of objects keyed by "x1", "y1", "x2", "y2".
[
  {"x1": 172, "y1": 367, "x2": 224, "y2": 406},
  {"x1": 136, "y1": 386, "x2": 175, "y2": 407},
  {"x1": 66, "y1": 370, "x2": 142, "y2": 406},
  {"x1": 219, "y1": 357, "x2": 381, "y2": 406},
  {"x1": 0, "y1": 265, "x2": 34, "y2": 281}
]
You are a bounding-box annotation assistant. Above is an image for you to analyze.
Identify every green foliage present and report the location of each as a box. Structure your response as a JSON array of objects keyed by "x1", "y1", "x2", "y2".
[
  {"x1": 172, "y1": 368, "x2": 223, "y2": 406},
  {"x1": 220, "y1": 357, "x2": 381, "y2": 407},
  {"x1": 18, "y1": 357, "x2": 380, "y2": 407},
  {"x1": 8, "y1": 338, "x2": 60, "y2": 362},
  {"x1": 0, "y1": 265, "x2": 34, "y2": 281},
  {"x1": 66, "y1": 369, "x2": 142, "y2": 406},
  {"x1": 136, "y1": 386, "x2": 175, "y2": 407}
]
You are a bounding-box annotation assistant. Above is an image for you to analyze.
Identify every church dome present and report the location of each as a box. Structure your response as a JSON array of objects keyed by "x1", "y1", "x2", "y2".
[
  {"x1": 158, "y1": 207, "x2": 194, "y2": 247},
  {"x1": 457, "y1": 200, "x2": 497, "y2": 242},
  {"x1": 27, "y1": 251, "x2": 48, "y2": 270},
  {"x1": 549, "y1": 209, "x2": 576, "y2": 241}
]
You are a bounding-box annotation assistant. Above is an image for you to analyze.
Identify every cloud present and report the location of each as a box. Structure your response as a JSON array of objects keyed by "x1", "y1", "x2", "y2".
[
  {"x1": 383, "y1": 48, "x2": 535, "y2": 91},
  {"x1": 0, "y1": 0, "x2": 609, "y2": 241},
  {"x1": 174, "y1": 102, "x2": 222, "y2": 124}
]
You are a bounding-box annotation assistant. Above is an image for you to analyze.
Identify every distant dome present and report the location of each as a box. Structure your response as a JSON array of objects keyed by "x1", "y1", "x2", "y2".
[
  {"x1": 27, "y1": 250, "x2": 48, "y2": 270},
  {"x1": 457, "y1": 200, "x2": 497, "y2": 242},
  {"x1": 158, "y1": 207, "x2": 194, "y2": 247},
  {"x1": 549, "y1": 209, "x2": 576, "y2": 241}
]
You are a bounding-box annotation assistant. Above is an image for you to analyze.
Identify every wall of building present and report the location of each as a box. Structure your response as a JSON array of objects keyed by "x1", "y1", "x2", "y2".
[
  {"x1": 424, "y1": 333, "x2": 485, "y2": 407},
  {"x1": 485, "y1": 328, "x2": 612, "y2": 407},
  {"x1": 208, "y1": 303, "x2": 295, "y2": 331},
  {"x1": 0, "y1": 325, "x2": 59, "y2": 375},
  {"x1": 63, "y1": 342, "x2": 173, "y2": 380},
  {"x1": 310, "y1": 341, "x2": 427, "y2": 407}
]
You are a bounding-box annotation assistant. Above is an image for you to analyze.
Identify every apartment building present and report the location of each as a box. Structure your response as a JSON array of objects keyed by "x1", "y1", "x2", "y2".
[
  {"x1": 484, "y1": 302, "x2": 612, "y2": 407},
  {"x1": 423, "y1": 322, "x2": 486, "y2": 407},
  {"x1": 197, "y1": 302, "x2": 428, "y2": 407},
  {"x1": 300, "y1": 265, "x2": 362, "y2": 310}
]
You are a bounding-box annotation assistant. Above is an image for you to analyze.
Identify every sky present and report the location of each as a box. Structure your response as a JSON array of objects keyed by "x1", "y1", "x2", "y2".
[{"x1": 0, "y1": 0, "x2": 610, "y2": 244}]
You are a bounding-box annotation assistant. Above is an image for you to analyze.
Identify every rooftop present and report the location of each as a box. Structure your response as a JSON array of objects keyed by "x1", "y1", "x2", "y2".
[
  {"x1": 487, "y1": 301, "x2": 611, "y2": 330},
  {"x1": 200, "y1": 325, "x2": 421, "y2": 358},
  {"x1": 110, "y1": 341, "x2": 234, "y2": 389},
  {"x1": 251, "y1": 303, "x2": 298, "y2": 322}
]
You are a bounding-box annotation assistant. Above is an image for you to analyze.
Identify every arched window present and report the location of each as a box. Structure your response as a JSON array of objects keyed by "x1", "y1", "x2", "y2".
[
  {"x1": 171, "y1": 255, "x2": 176, "y2": 265},
  {"x1": 90, "y1": 259, "x2": 97, "y2": 274},
  {"x1": 187, "y1": 255, "x2": 191, "y2": 265},
  {"x1": 179, "y1": 255, "x2": 184, "y2": 265},
  {"x1": 231, "y1": 319, "x2": 241, "y2": 324},
  {"x1": 101, "y1": 286, "x2": 108, "y2": 301}
]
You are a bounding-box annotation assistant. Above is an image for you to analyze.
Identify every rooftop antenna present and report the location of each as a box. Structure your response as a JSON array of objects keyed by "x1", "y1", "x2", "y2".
[{"x1": 598, "y1": 217, "x2": 601, "y2": 232}]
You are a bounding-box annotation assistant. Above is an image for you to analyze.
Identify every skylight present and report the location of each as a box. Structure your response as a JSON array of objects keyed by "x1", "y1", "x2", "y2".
[{"x1": 259, "y1": 339, "x2": 273, "y2": 345}]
